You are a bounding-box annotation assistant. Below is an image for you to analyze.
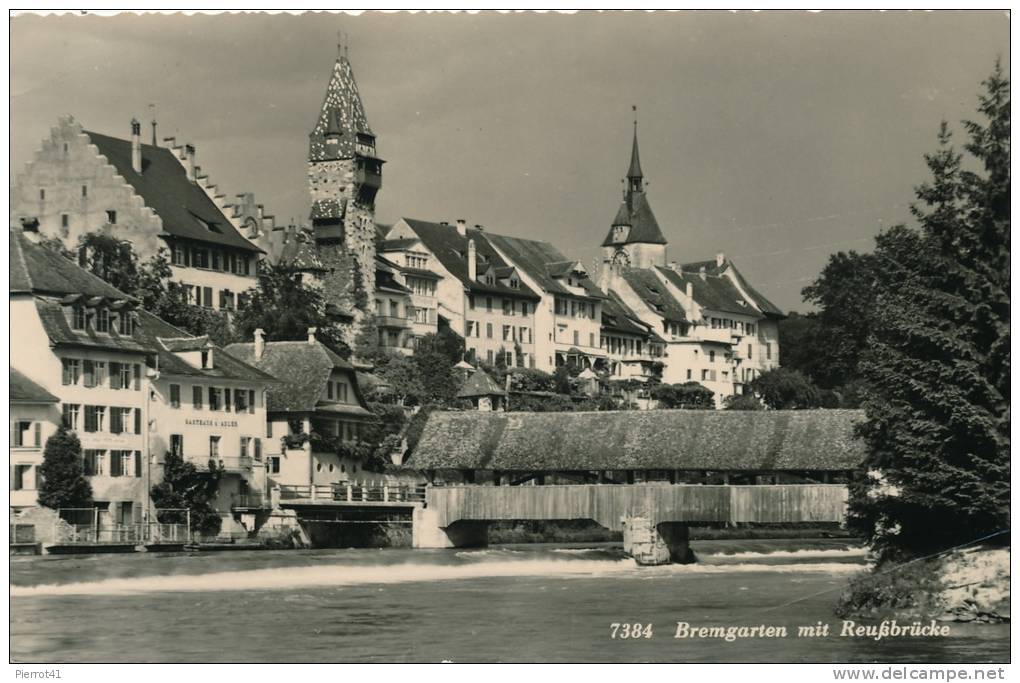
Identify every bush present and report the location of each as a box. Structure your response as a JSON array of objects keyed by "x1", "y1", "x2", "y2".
[
  {"x1": 835, "y1": 558, "x2": 946, "y2": 619},
  {"x1": 38, "y1": 427, "x2": 93, "y2": 510}
]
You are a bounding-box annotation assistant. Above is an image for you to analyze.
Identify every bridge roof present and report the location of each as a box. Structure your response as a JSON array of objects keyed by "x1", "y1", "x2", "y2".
[{"x1": 411, "y1": 409, "x2": 866, "y2": 472}]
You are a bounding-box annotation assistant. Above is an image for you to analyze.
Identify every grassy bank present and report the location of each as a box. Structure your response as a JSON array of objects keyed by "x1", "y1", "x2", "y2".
[{"x1": 487, "y1": 521, "x2": 857, "y2": 545}]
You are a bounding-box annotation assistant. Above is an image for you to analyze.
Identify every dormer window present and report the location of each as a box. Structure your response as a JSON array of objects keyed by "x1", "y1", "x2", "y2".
[
  {"x1": 95, "y1": 308, "x2": 110, "y2": 333},
  {"x1": 118, "y1": 312, "x2": 133, "y2": 336},
  {"x1": 71, "y1": 305, "x2": 86, "y2": 330},
  {"x1": 201, "y1": 349, "x2": 212, "y2": 369},
  {"x1": 510, "y1": 277, "x2": 519, "y2": 289}
]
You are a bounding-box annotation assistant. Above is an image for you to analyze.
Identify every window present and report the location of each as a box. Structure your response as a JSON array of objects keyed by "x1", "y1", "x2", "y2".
[
  {"x1": 71, "y1": 305, "x2": 86, "y2": 330},
  {"x1": 193, "y1": 386, "x2": 203, "y2": 409},
  {"x1": 468, "y1": 295, "x2": 476, "y2": 310},
  {"x1": 212, "y1": 251, "x2": 222, "y2": 271},
  {"x1": 62, "y1": 404, "x2": 80, "y2": 431},
  {"x1": 12, "y1": 464, "x2": 32, "y2": 490},
  {"x1": 61, "y1": 214, "x2": 69, "y2": 228},
  {"x1": 573, "y1": 330, "x2": 580, "y2": 346},
  {"x1": 170, "y1": 434, "x2": 183, "y2": 458},
  {"x1": 709, "y1": 350, "x2": 715, "y2": 363},
  {"x1": 10, "y1": 421, "x2": 39, "y2": 448},
  {"x1": 486, "y1": 297, "x2": 493, "y2": 312},
  {"x1": 172, "y1": 245, "x2": 186, "y2": 266},
  {"x1": 503, "y1": 300, "x2": 511, "y2": 315},
  {"x1": 521, "y1": 303, "x2": 529, "y2": 316},
  {"x1": 62, "y1": 358, "x2": 81, "y2": 385},
  {"x1": 94, "y1": 361, "x2": 107, "y2": 385},
  {"x1": 169, "y1": 384, "x2": 181, "y2": 408},
  {"x1": 502, "y1": 325, "x2": 511, "y2": 342},
  {"x1": 81, "y1": 185, "x2": 88, "y2": 198},
  {"x1": 701, "y1": 369, "x2": 709, "y2": 381},
  {"x1": 95, "y1": 308, "x2": 110, "y2": 333},
  {"x1": 224, "y1": 388, "x2": 232, "y2": 412},
  {"x1": 82, "y1": 360, "x2": 96, "y2": 388},
  {"x1": 201, "y1": 350, "x2": 211, "y2": 369},
  {"x1": 686, "y1": 369, "x2": 692, "y2": 380},
  {"x1": 202, "y1": 287, "x2": 213, "y2": 309},
  {"x1": 747, "y1": 344, "x2": 753, "y2": 360},
  {"x1": 110, "y1": 407, "x2": 129, "y2": 435},
  {"x1": 235, "y1": 390, "x2": 248, "y2": 413},
  {"x1": 267, "y1": 421, "x2": 273, "y2": 438},
  {"x1": 209, "y1": 436, "x2": 221, "y2": 459},
  {"x1": 248, "y1": 389, "x2": 256, "y2": 413},
  {"x1": 133, "y1": 364, "x2": 142, "y2": 390},
  {"x1": 84, "y1": 406, "x2": 105, "y2": 433},
  {"x1": 766, "y1": 343, "x2": 772, "y2": 361},
  {"x1": 268, "y1": 457, "x2": 280, "y2": 474},
  {"x1": 118, "y1": 312, "x2": 133, "y2": 336},
  {"x1": 240, "y1": 436, "x2": 251, "y2": 459},
  {"x1": 39, "y1": 189, "x2": 46, "y2": 201},
  {"x1": 208, "y1": 387, "x2": 222, "y2": 411},
  {"x1": 254, "y1": 439, "x2": 262, "y2": 462},
  {"x1": 83, "y1": 449, "x2": 105, "y2": 476},
  {"x1": 327, "y1": 382, "x2": 333, "y2": 400},
  {"x1": 487, "y1": 350, "x2": 494, "y2": 364},
  {"x1": 106, "y1": 210, "x2": 117, "y2": 224},
  {"x1": 336, "y1": 382, "x2": 348, "y2": 402},
  {"x1": 589, "y1": 332, "x2": 595, "y2": 348}
]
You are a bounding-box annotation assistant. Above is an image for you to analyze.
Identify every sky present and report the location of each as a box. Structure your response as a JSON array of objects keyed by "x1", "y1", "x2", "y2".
[{"x1": 10, "y1": 10, "x2": 1009, "y2": 312}]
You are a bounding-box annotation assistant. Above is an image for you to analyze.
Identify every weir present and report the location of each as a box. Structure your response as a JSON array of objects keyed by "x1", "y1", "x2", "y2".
[{"x1": 412, "y1": 484, "x2": 849, "y2": 565}]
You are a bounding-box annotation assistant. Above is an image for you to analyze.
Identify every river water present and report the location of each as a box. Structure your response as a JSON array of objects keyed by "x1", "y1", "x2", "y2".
[{"x1": 10, "y1": 539, "x2": 1009, "y2": 663}]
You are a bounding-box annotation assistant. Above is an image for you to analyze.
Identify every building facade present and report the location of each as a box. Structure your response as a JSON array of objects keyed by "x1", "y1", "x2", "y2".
[
  {"x1": 10, "y1": 117, "x2": 262, "y2": 311},
  {"x1": 9, "y1": 369, "x2": 61, "y2": 511}
]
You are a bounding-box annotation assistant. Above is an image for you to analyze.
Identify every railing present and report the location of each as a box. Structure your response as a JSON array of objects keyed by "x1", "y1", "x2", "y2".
[
  {"x1": 375, "y1": 315, "x2": 411, "y2": 329},
  {"x1": 54, "y1": 523, "x2": 190, "y2": 545},
  {"x1": 277, "y1": 482, "x2": 426, "y2": 504},
  {"x1": 188, "y1": 456, "x2": 254, "y2": 472},
  {"x1": 231, "y1": 493, "x2": 270, "y2": 509}
]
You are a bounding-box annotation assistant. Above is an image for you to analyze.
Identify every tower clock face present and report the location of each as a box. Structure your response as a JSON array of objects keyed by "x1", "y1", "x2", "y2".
[{"x1": 612, "y1": 249, "x2": 631, "y2": 268}]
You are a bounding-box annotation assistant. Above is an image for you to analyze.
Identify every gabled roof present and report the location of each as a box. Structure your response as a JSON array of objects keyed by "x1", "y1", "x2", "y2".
[
  {"x1": 601, "y1": 292, "x2": 654, "y2": 337},
  {"x1": 10, "y1": 230, "x2": 134, "y2": 299},
  {"x1": 618, "y1": 268, "x2": 687, "y2": 324},
  {"x1": 657, "y1": 260, "x2": 784, "y2": 319},
  {"x1": 602, "y1": 192, "x2": 667, "y2": 246},
  {"x1": 10, "y1": 368, "x2": 59, "y2": 404},
  {"x1": 82, "y1": 131, "x2": 261, "y2": 253},
  {"x1": 34, "y1": 299, "x2": 153, "y2": 354},
  {"x1": 482, "y1": 232, "x2": 604, "y2": 300},
  {"x1": 379, "y1": 237, "x2": 421, "y2": 252},
  {"x1": 308, "y1": 56, "x2": 375, "y2": 162},
  {"x1": 399, "y1": 219, "x2": 541, "y2": 301},
  {"x1": 456, "y1": 368, "x2": 506, "y2": 399},
  {"x1": 411, "y1": 409, "x2": 867, "y2": 471},
  {"x1": 135, "y1": 311, "x2": 276, "y2": 383},
  {"x1": 277, "y1": 229, "x2": 325, "y2": 272},
  {"x1": 223, "y1": 340, "x2": 370, "y2": 415}
]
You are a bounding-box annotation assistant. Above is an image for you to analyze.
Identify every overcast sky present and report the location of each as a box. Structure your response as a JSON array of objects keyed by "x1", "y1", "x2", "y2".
[{"x1": 10, "y1": 10, "x2": 1009, "y2": 312}]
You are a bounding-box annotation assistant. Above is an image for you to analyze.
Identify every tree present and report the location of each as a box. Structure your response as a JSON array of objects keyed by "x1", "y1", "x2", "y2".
[
  {"x1": 851, "y1": 65, "x2": 1010, "y2": 559},
  {"x1": 375, "y1": 354, "x2": 424, "y2": 406},
  {"x1": 749, "y1": 368, "x2": 822, "y2": 410},
  {"x1": 552, "y1": 365, "x2": 573, "y2": 395},
  {"x1": 233, "y1": 261, "x2": 351, "y2": 356},
  {"x1": 150, "y1": 451, "x2": 225, "y2": 537},
  {"x1": 724, "y1": 393, "x2": 763, "y2": 411},
  {"x1": 76, "y1": 232, "x2": 141, "y2": 294},
  {"x1": 37, "y1": 427, "x2": 92, "y2": 510},
  {"x1": 650, "y1": 382, "x2": 715, "y2": 409}
]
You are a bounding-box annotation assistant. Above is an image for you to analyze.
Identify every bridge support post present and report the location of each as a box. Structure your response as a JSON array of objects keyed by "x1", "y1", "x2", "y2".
[
  {"x1": 412, "y1": 508, "x2": 488, "y2": 549},
  {"x1": 622, "y1": 517, "x2": 694, "y2": 566}
]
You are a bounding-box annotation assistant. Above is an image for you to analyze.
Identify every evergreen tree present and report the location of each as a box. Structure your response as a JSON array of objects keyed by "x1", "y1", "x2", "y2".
[
  {"x1": 37, "y1": 427, "x2": 92, "y2": 510},
  {"x1": 852, "y1": 65, "x2": 1010, "y2": 559}
]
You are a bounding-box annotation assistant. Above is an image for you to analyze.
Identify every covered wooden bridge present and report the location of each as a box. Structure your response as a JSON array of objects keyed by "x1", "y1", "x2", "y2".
[{"x1": 409, "y1": 409, "x2": 866, "y2": 565}]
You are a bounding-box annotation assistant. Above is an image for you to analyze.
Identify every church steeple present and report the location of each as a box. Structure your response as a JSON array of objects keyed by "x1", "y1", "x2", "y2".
[{"x1": 627, "y1": 109, "x2": 643, "y2": 193}]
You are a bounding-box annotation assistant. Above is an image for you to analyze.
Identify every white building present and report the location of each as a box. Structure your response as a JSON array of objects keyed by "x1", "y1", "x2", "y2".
[{"x1": 9, "y1": 369, "x2": 61, "y2": 511}]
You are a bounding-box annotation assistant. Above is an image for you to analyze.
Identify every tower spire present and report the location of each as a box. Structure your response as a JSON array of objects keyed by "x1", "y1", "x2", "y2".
[{"x1": 627, "y1": 105, "x2": 643, "y2": 192}]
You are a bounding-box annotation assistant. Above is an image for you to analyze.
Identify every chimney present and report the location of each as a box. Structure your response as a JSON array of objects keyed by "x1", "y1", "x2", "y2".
[
  {"x1": 254, "y1": 328, "x2": 265, "y2": 359},
  {"x1": 667, "y1": 260, "x2": 679, "y2": 271},
  {"x1": 307, "y1": 327, "x2": 317, "y2": 346},
  {"x1": 715, "y1": 252, "x2": 725, "y2": 268},
  {"x1": 456, "y1": 219, "x2": 467, "y2": 237},
  {"x1": 685, "y1": 281, "x2": 694, "y2": 318},
  {"x1": 474, "y1": 224, "x2": 484, "y2": 232},
  {"x1": 184, "y1": 144, "x2": 196, "y2": 181},
  {"x1": 699, "y1": 266, "x2": 707, "y2": 280},
  {"x1": 468, "y1": 239, "x2": 477, "y2": 281},
  {"x1": 130, "y1": 118, "x2": 142, "y2": 174}
]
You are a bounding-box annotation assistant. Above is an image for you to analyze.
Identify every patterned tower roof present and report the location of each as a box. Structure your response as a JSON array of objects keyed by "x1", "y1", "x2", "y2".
[
  {"x1": 308, "y1": 55, "x2": 374, "y2": 162},
  {"x1": 602, "y1": 121, "x2": 667, "y2": 247}
]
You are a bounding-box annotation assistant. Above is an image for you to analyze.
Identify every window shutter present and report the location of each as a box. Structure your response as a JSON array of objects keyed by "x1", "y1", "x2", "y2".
[
  {"x1": 134, "y1": 364, "x2": 141, "y2": 390},
  {"x1": 224, "y1": 388, "x2": 232, "y2": 412},
  {"x1": 10, "y1": 421, "x2": 17, "y2": 447},
  {"x1": 83, "y1": 360, "x2": 94, "y2": 388},
  {"x1": 110, "y1": 362, "x2": 121, "y2": 389},
  {"x1": 110, "y1": 452, "x2": 121, "y2": 477},
  {"x1": 135, "y1": 451, "x2": 142, "y2": 477},
  {"x1": 254, "y1": 438, "x2": 262, "y2": 462},
  {"x1": 34, "y1": 422, "x2": 41, "y2": 447},
  {"x1": 248, "y1": 390, "x2": 255, "y2": 413},
  {"x1": 134, "y1": 408, "x2": 141, "y2": 435}
]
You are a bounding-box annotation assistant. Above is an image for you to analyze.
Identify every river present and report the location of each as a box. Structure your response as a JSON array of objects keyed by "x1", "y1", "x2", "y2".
[{"x1": 9, "y1": 539, "x2": 1009, "y2": 663}]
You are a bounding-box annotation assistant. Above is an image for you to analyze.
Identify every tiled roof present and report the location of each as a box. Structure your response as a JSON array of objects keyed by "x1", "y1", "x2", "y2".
[
  {"x1": 720, "y1": 261, "x2": 785, "y2": 318},
  {"x1": 400, "y1": 266, "x2": 442, "y2": 280},
  {"x1": 456, "y1": 368, "x2": 506, "y2": 398},
  {"x1": 278, "y1": 231, "x2": 326, "y2": 272},
  {"x1": 376, "y1": 266, "x2": 411, "y2": 294},
  {"x1": 379, "y1": 238, "x2": 420, "y2": 252},
  {"x1": 10, "y1": 230, "x2": 134, "y2": 299},
  {"x1": 34, "y1": 299, "x2": 152, "y2": 354},
  {"x1": 309, "y1": 56, "x2": 374, "y2": 162},
  {"x1": 135, "y1": 311, "x2": 275, "y2": 383},
  {"x1": 602, "y1": 192, "x2": 666, "y2": 246},
  {"x1": 656, "y1": 265, "x2": 757, "y2": 318},
  {"x1": 411, "y1": 409, "x2": 867, "y2": 471},
  {"x1": 310, "y1": 198, "x2": 346, "y2": 221},
  {"x1": 601, "y1": 293, "x2": 653, "y2": 337},
  {"x1": 400, "y1": 219, "x2": 541, "y2": 301},
  {"x1": 619, "y1": 268, "x2": 687, "y2": 324},
  {"x1": 83, "y1": 131, "x2": 261, "y2": 252},
  {"x1": 223, "y1": 340, "x2": 369, "y2": 415},
  {"x1": 482, "y1": 232, "x2": 604, "y2": 300},
  {"x1": 10, "y1": 368, "x2": 59, "y2": 403}
]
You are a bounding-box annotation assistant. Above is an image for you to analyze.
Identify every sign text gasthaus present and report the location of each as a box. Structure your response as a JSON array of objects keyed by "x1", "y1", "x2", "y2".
[{"x1": 185, "y1": 418, "x2": 240, "y2": 428}]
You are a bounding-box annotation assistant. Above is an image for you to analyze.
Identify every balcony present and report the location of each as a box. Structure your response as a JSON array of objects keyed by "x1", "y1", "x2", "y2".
[
  {"x1": 375, "y1": 315, "x2": 411, "y2": 329},
  {"x1": 231, "y1": 492, "x2": 270, "y2": 510},
  {"x1": 188, "y1": 456, "x2": 254, "y2": 472}
]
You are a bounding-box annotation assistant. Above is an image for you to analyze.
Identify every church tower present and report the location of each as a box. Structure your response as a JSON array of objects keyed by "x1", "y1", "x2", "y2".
[
  {"x1": 600, "y1": 114, "x2": 667, "y2": 279},
  {"x1": 308, "y1": 44, "x2": 383, "y2": 330}
]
